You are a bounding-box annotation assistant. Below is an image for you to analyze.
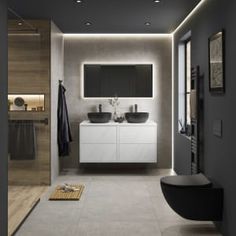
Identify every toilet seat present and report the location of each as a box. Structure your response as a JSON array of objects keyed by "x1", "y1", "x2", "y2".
[{"x1": 161, "y1": 173, "x2": 212, "y2": 188}]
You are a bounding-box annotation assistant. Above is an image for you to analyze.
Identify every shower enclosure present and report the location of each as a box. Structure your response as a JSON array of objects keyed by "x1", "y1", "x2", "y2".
[
  {"x1": 7, "y1": 9, "x2": 63, "y2": 235},
  {"x1": 8, "y1": 15, "x2": 51, "y2": 186}
]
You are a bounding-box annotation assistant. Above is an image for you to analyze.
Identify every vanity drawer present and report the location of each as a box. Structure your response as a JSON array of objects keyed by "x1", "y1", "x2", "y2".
[
  {"x1": 119, "y1": 126, "x2": 157, "y2": 144},
  {"x1": 80, "y1": 144, "x2": 117, "y2": 163},
  {"x1": 119, "y1": 144, "x2": 157, "y2": 163},
  {"x1": 80, "y1": 126, "x2": 116, "y2": 143}
]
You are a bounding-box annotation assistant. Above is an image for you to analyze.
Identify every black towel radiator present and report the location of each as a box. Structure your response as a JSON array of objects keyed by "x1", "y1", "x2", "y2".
[{"x1": 9, "y1": 118, "x2": 48, "y2": 125}]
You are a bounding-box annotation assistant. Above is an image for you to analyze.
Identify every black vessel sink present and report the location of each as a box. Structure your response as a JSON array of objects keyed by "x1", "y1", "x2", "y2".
[
  {"x1": 88, "y1": 112, "x2": 112, "y2": 123},
  {"x1": 125, "y1": 112, "x2": 149, "y2": 123}
]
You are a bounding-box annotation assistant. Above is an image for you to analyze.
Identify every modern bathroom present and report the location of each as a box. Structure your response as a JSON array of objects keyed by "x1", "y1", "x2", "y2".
[{"x1": 0, "y1": 0, "x2": 236, "y2": 236}]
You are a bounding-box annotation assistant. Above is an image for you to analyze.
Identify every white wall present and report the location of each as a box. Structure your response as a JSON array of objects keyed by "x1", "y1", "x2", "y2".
[
  {"x1": 63, "y1": 35, "x2": 172, "y2": 168},
  {"x1": 50, "y1": 22, "x2": 64, "y2": 183}
]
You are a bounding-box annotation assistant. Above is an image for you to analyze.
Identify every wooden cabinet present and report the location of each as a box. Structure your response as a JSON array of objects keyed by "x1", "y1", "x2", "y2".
[{"x1": 80, "y1": 121, "x2": 157, "y2": 163}]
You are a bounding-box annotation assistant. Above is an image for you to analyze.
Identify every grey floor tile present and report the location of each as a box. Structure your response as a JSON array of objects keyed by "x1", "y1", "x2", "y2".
[
  {"x1": 73, "y1": 221, "x2": 162, "y2": 236},
  {"x1": 14, "y1": 168, "x2": 221, "y2": 236},
  {"x1": 86, "y1": 180, "x2": 149, "y2": 198},
  {"x1": 80, "y1": 195, "x2": 156, "y2": 222},
  {"x1": 159, "y1": 221, "x2": 221, "y2": 236},
  {"x1": 145, "y1": 180, "x2": 163, "y2": 197},
  {"x1": 16, "y1": 220, "x2": 76, "y2": 236},
  {"x1": 151, "y1": 196, "x2": 184, "y2": 221}
]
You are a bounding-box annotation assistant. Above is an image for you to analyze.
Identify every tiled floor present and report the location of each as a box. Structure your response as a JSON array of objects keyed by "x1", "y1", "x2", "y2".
[{"x1": 15, "y1": 168, "x2": 222, "y2": 236}]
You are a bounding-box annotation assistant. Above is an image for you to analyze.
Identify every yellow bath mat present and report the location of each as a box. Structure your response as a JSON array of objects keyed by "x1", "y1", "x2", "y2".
[{"x1": 49, "y1": 184, "x2": 84, "y2": 201}]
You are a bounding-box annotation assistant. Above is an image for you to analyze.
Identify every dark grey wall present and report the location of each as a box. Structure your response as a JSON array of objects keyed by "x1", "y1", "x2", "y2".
[
  {"x1": 174, "y1": 0, "x2": 236, "y2": 235},
  {"x1": 0, "y1": 0, "x2": 8, "y2": 235}
]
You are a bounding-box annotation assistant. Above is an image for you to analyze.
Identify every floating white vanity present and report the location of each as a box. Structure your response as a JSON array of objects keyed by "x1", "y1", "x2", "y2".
[{"x1": 80, "y1": 120, "x2": 157, "y2": 163}]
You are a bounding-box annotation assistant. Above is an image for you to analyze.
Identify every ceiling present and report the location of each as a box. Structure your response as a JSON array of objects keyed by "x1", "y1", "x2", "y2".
[{"x1": 8, "y1": 0, "x2": 201, "y2": 34}]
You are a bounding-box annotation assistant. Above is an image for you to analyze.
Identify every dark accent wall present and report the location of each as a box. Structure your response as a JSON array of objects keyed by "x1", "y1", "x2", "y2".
[
  {"x1": 0, "y1": 0, "x2": 8, "y2": 235},
  {"x1": 174, "y1": 0, "x2": 236, "y2": 235}
]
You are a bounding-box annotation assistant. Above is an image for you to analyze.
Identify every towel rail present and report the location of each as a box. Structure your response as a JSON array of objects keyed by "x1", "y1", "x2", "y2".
[{"x1": 9, "y1": 118, "x2": 48, "y2": 125}]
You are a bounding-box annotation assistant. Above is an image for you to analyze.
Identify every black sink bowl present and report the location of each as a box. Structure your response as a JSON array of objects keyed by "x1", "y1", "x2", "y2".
[
  {"x1": 88, "y1": 112, "x2": 112, "y2": 123},
  {"x1": 125, "y1": 112, "x2": 149, "y2": 123}
]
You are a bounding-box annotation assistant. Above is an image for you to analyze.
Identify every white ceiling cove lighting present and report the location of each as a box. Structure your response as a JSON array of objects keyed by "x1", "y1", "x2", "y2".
[
  {"x1": 63, "y1": 34, "x2": 172, "y2": 38},
  {"x1": 173, "y1": 0, "x2": 207, "y2": 34},
  {"x1": 145, "y1": 22, "x2": 151, "y2": 26}
]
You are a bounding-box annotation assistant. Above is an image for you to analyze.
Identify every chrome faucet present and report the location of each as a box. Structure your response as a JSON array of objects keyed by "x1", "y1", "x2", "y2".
[
  {"x1": 99, "y1": 104, "x2": 102, "y2": 113},
  {"x1": 134, "y1": 104, "x2": 138, "y2": 113}
]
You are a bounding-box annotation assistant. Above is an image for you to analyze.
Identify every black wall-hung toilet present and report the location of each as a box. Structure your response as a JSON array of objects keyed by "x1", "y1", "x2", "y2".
[{"x1": 160, "y1": 173, "x2": 223, "y2": 221}]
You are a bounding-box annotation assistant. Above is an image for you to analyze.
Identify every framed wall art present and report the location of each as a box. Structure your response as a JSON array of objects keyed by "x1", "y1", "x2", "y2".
[{"x1": 208, "y1": 30, "x2": 225, "y2": 93}]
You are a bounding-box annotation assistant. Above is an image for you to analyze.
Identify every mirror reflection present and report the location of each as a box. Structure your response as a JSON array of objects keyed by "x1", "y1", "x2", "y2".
[{"x1": 84, "y1": 64, "x2": 153, "y2": 98}]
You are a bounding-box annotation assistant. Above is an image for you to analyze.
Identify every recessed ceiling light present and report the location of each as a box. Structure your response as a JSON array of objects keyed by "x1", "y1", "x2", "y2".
[
  {"x1": 153, "y1": 0, "x2": 161, "y2": 2},
  {"x1": 75, "y1": 0, "x2": 83, "y2": 3},
  {"x1": 85, "y1": 22, "x2": 92, "y2": 26},
  {"x1": 18, "y1": 22, "x2": 23, "y2": 26},
  {"x1": 145, "y1": 22, "x2": 151, "y2": 26}
]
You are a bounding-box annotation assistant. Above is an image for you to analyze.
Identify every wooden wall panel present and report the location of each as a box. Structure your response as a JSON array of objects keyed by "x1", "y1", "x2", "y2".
[{"x1": 8, "y1": 20, "x2": 51, "y2": 185}]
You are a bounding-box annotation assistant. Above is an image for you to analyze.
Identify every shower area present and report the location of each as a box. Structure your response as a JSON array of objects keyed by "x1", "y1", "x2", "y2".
[{"x1": 8, "y1": 9, "x2": 63, "y2": 236}]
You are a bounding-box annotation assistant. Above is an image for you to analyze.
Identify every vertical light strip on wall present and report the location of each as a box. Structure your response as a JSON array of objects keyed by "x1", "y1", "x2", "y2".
[
  {"x1": 173, "y1": 0, "x2": 207, "y2": 34},
  {"x1": 64, "y1": 0, "x2": 208, "y2": 168},
  {"x1": 171, "y1": 34, "x2": 175, "y2": 170},
  {"x1": 171, "y1": 0, "x2": 207, "y2": 170}
]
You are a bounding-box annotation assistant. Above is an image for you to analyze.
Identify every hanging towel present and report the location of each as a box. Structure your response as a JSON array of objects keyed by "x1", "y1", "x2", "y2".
[
  {"x1": 8, "y1": 120, "x2": 36, "y2": 160},
  {"x1": 58, "y1": 83, "x2": 72, "y2": 156}
]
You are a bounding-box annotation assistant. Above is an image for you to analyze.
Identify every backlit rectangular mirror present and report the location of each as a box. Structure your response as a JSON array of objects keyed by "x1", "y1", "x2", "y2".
[{"x1": 83, "y1": 64, "x2": 153, "y2": 98}]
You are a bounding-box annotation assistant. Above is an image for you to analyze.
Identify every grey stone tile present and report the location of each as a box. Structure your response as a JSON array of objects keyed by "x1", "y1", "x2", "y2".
[
  {"x1": 86, "y1": 180, "x2": 149, "y2": 198},
  {"x1": 91, "y1": 175, "x2": 145, "y2": 182},
  {"x1": 14, "y1": 169, "x2": 221, "y2": 236},
  {"x1": 159, "y1": 221, "x2": 222, "y2": 236},
  {"x1": 55, "y1": 175, "x2": 92, "y2": 183},
  {"x1": 178, "y1": 223, "x2": 222, "y2": 236},
  {"x1": 73, "y1": 221, "x2": 162, "y2": 236},
  {"x1": 151, "y1": 196, "x2": 184, "y2": 221},
  {"x1": 16, "y1": 219, "x2": 76, "y2": 236},
  {"x1": 145, "y1": 180, "x2": 164, "y2": 197},
  {"x1": 80, "y1": 195, "x2": 156, "y2": 222}
]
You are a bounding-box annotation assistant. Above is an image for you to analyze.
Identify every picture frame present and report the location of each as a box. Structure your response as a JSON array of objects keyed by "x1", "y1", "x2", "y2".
[{"x1": 208, "y1": 30, "x2": 225, "y2": 93}]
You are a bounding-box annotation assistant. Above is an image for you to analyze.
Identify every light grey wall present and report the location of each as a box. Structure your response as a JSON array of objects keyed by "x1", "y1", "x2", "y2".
[
  {"x1": 0, "y1": 0, "x2": 8, "y2": 235},
  {"x1": 50, "y1": 22, "x2": 64, "y2": 183},
  {"x1": 63, "y1": 35, "x2": 172, "y2": 169}
]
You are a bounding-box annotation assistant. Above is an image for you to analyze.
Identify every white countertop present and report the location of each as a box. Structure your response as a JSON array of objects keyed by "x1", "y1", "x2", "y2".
[{"x1": 80, "y1": 120, "x2": 157, "y2": 126}]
